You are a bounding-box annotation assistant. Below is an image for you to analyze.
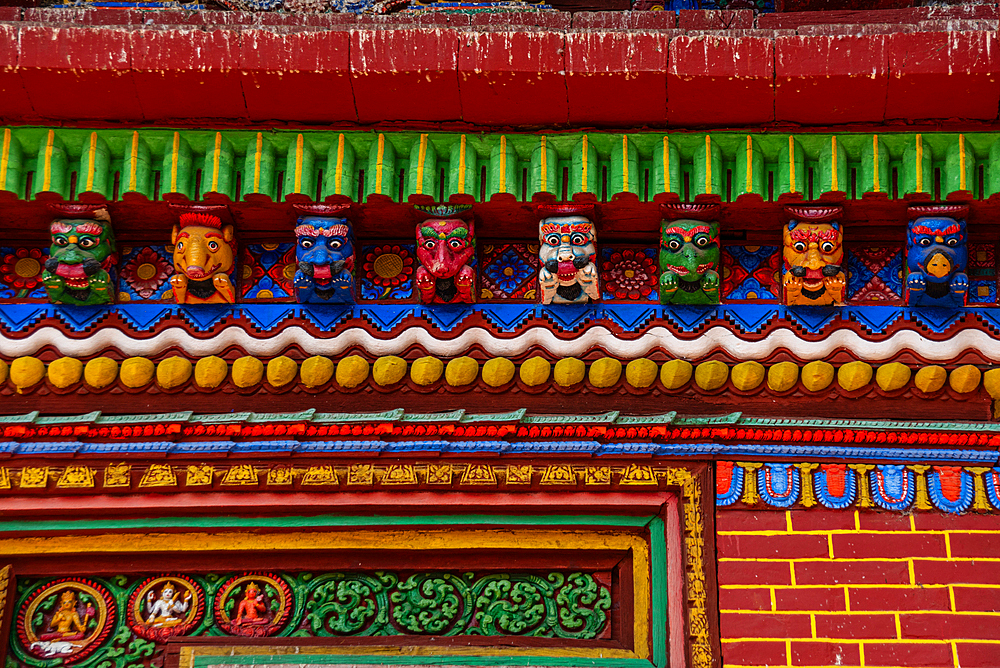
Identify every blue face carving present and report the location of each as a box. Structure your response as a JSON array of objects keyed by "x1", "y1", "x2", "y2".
[
  {"x1": 906, "y1": 216, "x2": 968, "y2": 307},
  {"x1": 293, "y1": 216, "x2": 356, "y2": 304}
]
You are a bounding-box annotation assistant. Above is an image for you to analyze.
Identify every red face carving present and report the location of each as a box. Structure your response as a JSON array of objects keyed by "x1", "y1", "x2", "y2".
[{"x1": 416, "y1": 219, "x2": 475, "y2": 279}]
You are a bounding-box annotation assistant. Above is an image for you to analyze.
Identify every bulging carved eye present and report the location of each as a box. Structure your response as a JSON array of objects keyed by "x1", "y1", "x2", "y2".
[
  {"x1": 423, "y1": 240, "x2": 437, "y2": 250},
  {"x1": 918, "y1": 238, "x2": 931, "y2": 247},
  {"x1": 946, "y1": 238, "x2": 958, "y2": 247},
  {"x1": 667, "y1": 240, "x2": 682, "y2": 252},
  {"x1": 793, "y1": 242, "x2": 807, "y2": 253},
  {"x1": 176, "y1": 241, "x2": 184, "y2": 252},
  {"x1": 300, "y1": 238, "x2": 313, "y2": 249},
  {"x1": 329, "y1": 239, "x2": 343, "y2": 249},
  {"x1": 570, "y1": 233, "x2": 587, "y2": 246},
  {"x1": 820, "y1": 241, "x2": 835, "y2": 253},
  {"x1": 448, "y1": 238, "x2": 464, "y2": 250},
  {"x1": 694, "y1": 235, "x2": 710, "y2": 248},
  {"x1": 208, "y1": 240, "x2": 220, "y2": 252},
  {"x1": 79, "y1": 237, "x2": 97, "y2": 249},
  {"x1": 545, "y1": 234, "x2": 561, "y2": 246},
  {"x1": 54, "y1": 237, "x2": 69, "y2": 247}
]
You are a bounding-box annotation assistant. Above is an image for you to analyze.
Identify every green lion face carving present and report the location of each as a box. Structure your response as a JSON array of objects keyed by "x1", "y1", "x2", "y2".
[
  {"x1": 42, "y1": 212, "x2": 116, "y2": 305},
  {"x1": 658, "y1": 218, "x2": 721, "y2": 305}
]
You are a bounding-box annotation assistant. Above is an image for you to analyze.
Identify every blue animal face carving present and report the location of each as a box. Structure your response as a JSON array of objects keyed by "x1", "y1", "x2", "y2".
[
  {"x1": 906, "y1": 215, "x2": 968, "y2": 307},
  {"x1": 293, "y1": 216, "x2": 356, "y2": 304}
]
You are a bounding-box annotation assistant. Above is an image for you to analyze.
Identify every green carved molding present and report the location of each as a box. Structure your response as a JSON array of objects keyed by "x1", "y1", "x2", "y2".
[
  {"x1": 2, "y1": 127, "x2": 996, "y2": 203},
  {"x1": 8, "y1": 570, "x2": 612, "y2": 668}
]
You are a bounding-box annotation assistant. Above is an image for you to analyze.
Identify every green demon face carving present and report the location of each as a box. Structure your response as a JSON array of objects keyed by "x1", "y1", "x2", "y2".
[
  {"x1": 42, "y1": 210, "x2": 116, "y2": 305},
  {"x1": 658, "y1": 218, "x2": 721, "y2": 305}
]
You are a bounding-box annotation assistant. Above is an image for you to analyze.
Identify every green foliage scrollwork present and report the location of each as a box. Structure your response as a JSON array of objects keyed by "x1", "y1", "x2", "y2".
[{"x1": 9, "y1": 571, "x2": 610, "y2": 668}]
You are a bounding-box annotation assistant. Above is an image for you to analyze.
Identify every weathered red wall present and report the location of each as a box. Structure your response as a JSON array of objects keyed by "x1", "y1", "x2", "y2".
[{"x1": 717, "y1": 508, "x2": 1000, "y2": 668}]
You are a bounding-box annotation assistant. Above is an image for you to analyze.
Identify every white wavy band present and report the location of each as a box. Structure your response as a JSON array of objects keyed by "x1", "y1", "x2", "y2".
[{"x1": 0, "y1": 324, "x2": 997, "y2": 362}]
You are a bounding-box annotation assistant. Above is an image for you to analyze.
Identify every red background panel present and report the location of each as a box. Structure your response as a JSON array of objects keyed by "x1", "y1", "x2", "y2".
[
  {"x1": 130, "y1": 28, "x2": 247, "y2": 122},
  {"x1": 240, "y1": 29, "x2": 354, "y2": 123},
  {"x1": 18, "y1": 25, "x2": 143, "y2": 121},
  {"x1": 458, "y1": 29, "x2": 568, "y2": 126},
  {"x1": 886, "y1": 30, "x2": 1000, "y2": 122},
  {"x1": 564, "y1": 29, "x2": 669, "y2": 126},
  {"x1": 775, "y1": 34, "x2": 889, "y2": 124},
  {"x1": 668, "y1": 35, "x2": 774, "y2": 126},
  {"x1": 351, "y1": 28, "x2": 461, "y2": 123}
]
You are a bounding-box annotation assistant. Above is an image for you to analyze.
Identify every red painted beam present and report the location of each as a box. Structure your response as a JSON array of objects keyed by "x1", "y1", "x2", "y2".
[
  {"x1": 241, "y1": 28, "x2": 354, "y2": 123},
  {"x1": 130, "y1": 28, "x2": 248, "y2": 121},
  {"x1": 668, "y1": 34, "x2": 774, "y2": 126},
  {"x1": 775, "y1": 33, "x2": 889, "y2": 124},
  {"x1": 1, "y1": 19, "x2": 1000, "y2": 128},
  {"x1": 350, "y1": 27, "x2": 462, "y2": 123},
  {"x1": 17, "y1": 25, "x2": 144, "y2": 121},
  {"x1": 458, "y1": 29, "x2": 568, "y2": 126},
  {"x1": 886, "y1": 30, "x2": 1000, "y2": 122},
  {"x1": 565, "y1": 29, "x2": 671, "y2": 126}
]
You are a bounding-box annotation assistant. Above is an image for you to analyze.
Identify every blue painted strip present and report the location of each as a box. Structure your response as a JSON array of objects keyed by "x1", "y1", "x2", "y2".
[{"x1": 0, "y1": 303, "x2": 988, "y2": 334}]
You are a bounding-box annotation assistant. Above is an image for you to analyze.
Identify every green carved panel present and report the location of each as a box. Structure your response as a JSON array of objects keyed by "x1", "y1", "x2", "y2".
[
  {"x1": 8, "y1": 571, "x2": 612, "y2": 668},
  {"x1": 5, "y1": 126, "x2": 1000, "y2": 203}
]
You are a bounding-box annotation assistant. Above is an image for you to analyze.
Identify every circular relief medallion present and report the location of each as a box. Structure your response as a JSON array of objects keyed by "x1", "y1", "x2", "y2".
[
  {"x1": 214, "y1": 573, "x2": 291, "y2": 637},
  {"x1": 17, "y1": 578, "x2": 116, "y2": 664},
  {"x1": 127, "y1": 575, "x2": 204, "y2": 642}
]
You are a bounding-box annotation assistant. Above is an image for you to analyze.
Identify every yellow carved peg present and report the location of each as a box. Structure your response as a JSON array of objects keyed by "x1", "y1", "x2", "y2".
[
  {"x1": 908, "y1": 464, "x2": 932, "y2": 510},
  {"x1": 849, "y1": 464, "x2": 875, "y2": 508},
  {"x1": 795, "y1": 463, "x2": 820, "y2": 507},
  {"x1": 736, "y1": 462, "x2": 763, "y2": 505},
  {"x1": 967, "y1": 467, "x2": 993, "y2": 512}
]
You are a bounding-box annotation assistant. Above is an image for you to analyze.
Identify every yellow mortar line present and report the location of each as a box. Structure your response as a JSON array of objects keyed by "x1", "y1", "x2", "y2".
[
  {"x1": 828, "y1": 534, "x2": 835, "y2": 558},
  {"x1": 717, "y1": 529, "x2": 996, "y2": 536},
  {"x1": 785, "y1": 639, "x2": 792, "y2": 668},
  {"x1": 908, "y1": 560, "x2": 916, "y2": 584},
  {"x1": 949, "y1": 587, "x2": 957, "y2": 612},
  {"x1": 895, "y1": 614, "x2": 902, "y2": 639},
  {"x1": 720, "y1": 557, "x2": 1000, "y2": 563},
  {"x1": 722, "y1": 584, "x2": 964, "y2": 589},
  {"x1": 785, "y1": 510, "x2": 793, "y2": 532},
  {"x1": 810, "y1": 614, "x2": 817, "y2": 639},
  {"x1": 952, "y1": 642, "x2": 960, "y2": 668},
  {"x1": 909, "y1": 515, "x2": 916, "y2": 532},
  {"x1": 945, "y1": 533, "x2": 952, "y2": 559},
  {"x1": 854, "y1": 510, "x2": 861, "y2": 530},
  {"x1": 770, "y1": 588, "x2": 777, "y2": 612},
  {"x1": 844, "y1": 586, "x2": 851, "y2": 612},
  {"x1": 789, "y1": 562, "x2": 797, "y2": 586},
  {"x1": 859, "y1": 641, "x2": 866, "y2": 668},
  {"x1": 724, "y1": 638, "x2": 998, "y2": 644},
  {"x1": 724, "y1": 610, "x2": 1000, "y2": 618}
]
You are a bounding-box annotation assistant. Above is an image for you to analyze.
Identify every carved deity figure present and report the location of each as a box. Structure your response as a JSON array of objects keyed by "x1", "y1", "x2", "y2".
[
  {"x1": 170, "y1": 213, "x2": 236, "y2": 304},
  {"x1": 234, "y1": 582, "x2": 269, "y2": 626},
  {"x1": 906, "y1": 206, "x2": 969, "y2": 308},
  {"x1": 782, "y1": 207, "x2": 846, "y2": 306},
  {"x1": 659, "y1": 205, "x2": 721, "y2": 305},
  {"x1": 415, "y1": 207, "x2": 476, "y2": 304},
  {"x1": 145, "y1": 582, "x2": 191, "y2": 628},
  {"x1": 538, "y1": 213, "x2": 599, "y2": 305},
  {"x1": 41, "y1": 591, "x2": 91, "y2": 641},
  {"x1": 293, "y1": 216, "x2": 355, "y2": 304},
  {"x1": 42, "y1": 206, "x2": 116, "y2": 305}
]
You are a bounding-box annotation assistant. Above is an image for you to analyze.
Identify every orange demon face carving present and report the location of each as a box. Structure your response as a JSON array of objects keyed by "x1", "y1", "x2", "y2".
[{"x1": 782, "y1": 221, "x2": 845, "y2": 306}]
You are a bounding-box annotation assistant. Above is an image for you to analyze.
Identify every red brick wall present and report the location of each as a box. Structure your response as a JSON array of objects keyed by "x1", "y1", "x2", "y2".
[{"x1": 717, "y1": 508, "x2": 1000, "y2": 668}]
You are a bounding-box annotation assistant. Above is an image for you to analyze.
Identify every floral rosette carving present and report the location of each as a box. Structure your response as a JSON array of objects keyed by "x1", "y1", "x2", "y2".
[
  {"x1": 16, "y1": 578, "x2": 116, "y2": 664},
  {"x1": 127, "y1": 574, "x2": 204, "y2": 642},
  {"x1": 214, "y1": 573, "x2": 291, "y2": 637}
]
